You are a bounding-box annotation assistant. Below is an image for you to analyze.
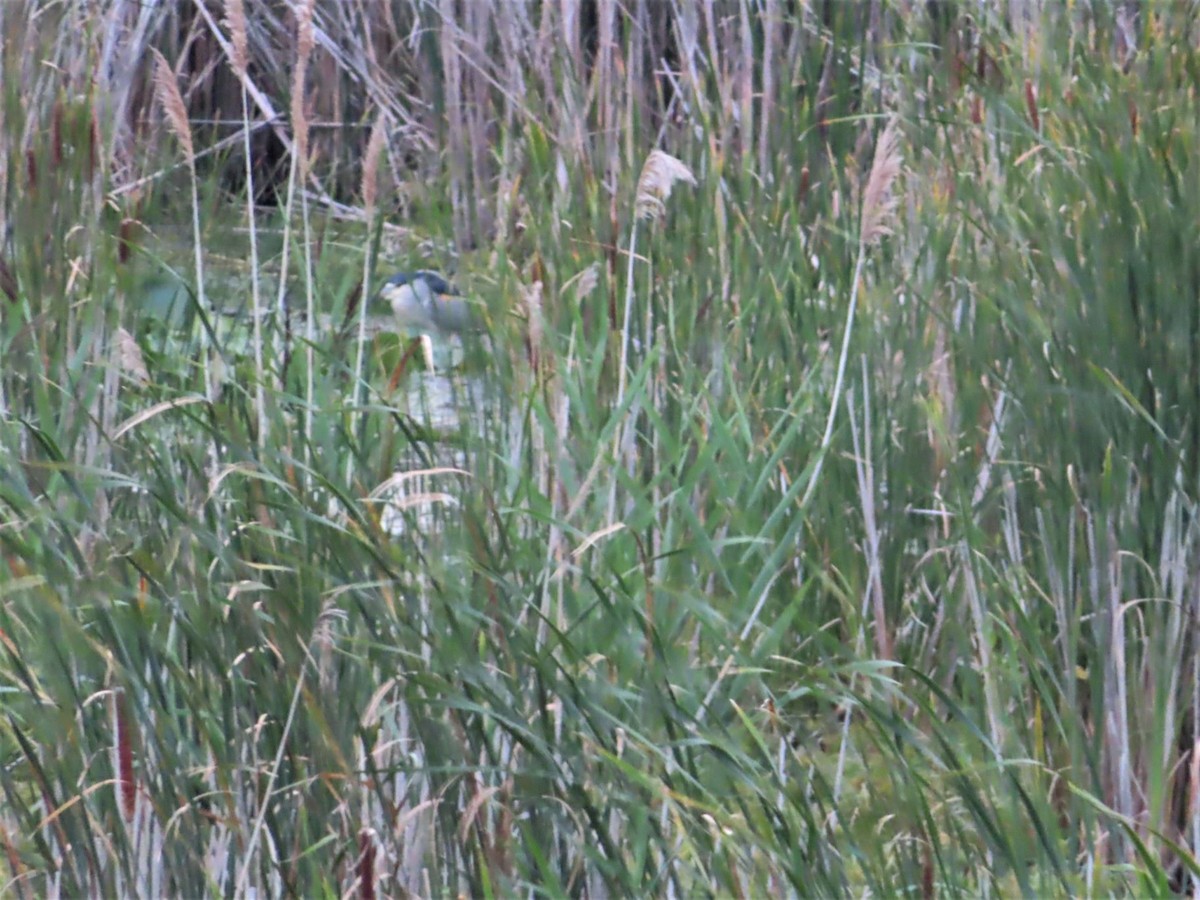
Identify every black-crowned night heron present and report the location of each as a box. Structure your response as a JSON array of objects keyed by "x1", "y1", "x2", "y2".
[
  {"x1": 376, "y1": 270, "x2": 485, "y2": 372},
  {"x1": 379, "y1": 271, "x2": 480, "y2": 338}
]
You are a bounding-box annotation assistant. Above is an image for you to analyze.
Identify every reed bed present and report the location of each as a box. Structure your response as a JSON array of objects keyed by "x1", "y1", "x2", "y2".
[{"x1": 1, "y1": 1, "x2": 1198, "y2": 896}]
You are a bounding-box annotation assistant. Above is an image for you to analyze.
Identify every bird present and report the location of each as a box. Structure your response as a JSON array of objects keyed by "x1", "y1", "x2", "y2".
[{"x1": 378, "y1": 270, "x2": 480, "y2": 339}]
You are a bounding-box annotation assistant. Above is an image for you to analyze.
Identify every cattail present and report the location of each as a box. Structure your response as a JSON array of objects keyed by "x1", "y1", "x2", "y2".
[
  {"x1": 25, "y1": 149, "x2": 36, "y2": 190},
  {"x1": 634, "y1": 149, "x2": 696, "y2": 222},
  {"x1": 357, "y1": 829, "x2": 376, "y2": 900},
  {"x1": 118, "y1": 217, "x2": 135, "y2": 265},
  {"x1": 1024, "y1": 79, "x2": 1040, "y2": 132},
  {"x1": 1128, "y1": 98, "x2": 1139, "y2": 137},
  {"x1": 0, "y1": 253, "x2": 17, "y2": 303},
  {"x1": 151, "y1": 49, "x2": 194, "y2": 161},
  {"x1": 859, "y1": 118, "x2": 902, "y2": 246},
  {"x1": 971, "y1": 94, "x2": 983, "y2": 125},
  {"x1": 51, "y1": 98, "x2": 63, "y2": 169},
  {"x1": 224, "y1": 0, "x2": 249, "y2": 77},
  {"x1": 114, "y1": 689, "x2": 137, "y2": 821},
  {"x1": 87, "y1": 109, "x2": 99, "y2": 180},
  {"x1": 921, "y1": 839, "x2": 935, "y2": 899},
  {"x1": 798, "y1": 165, "x2": 810, "y2": 203}
]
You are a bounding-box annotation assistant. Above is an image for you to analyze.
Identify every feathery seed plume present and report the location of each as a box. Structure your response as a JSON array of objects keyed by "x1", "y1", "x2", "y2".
[
  {"x1": 362, "y1": 111, "x2": 387, "y2": 213},
  {"x1": 151, "y1": 49, "x2": 194, "y2": 161},
  {"x1": 634, "y1": 149, "x2": 696, "y2": 222},
  {"x1": 115, "y1": 327, "x2": 149, "y2": 384},
  {"x1": 859, "y1": 118, "x2": 902, "y2": 246},
  {"x1": 224, "y1": 0, "x2": 249, "y2": 77}
]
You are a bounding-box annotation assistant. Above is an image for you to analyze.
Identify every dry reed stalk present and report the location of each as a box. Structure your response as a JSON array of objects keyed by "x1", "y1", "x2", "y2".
[
  {"x1": 1191, "y1": 721, "x2": 1200, "y2": 875},
  {"x1": 438, "y1": 0, "x2": 472, "y2": 249},
  {"x1": 289, "y1": 0, "x2": 317, "y2": 474},
  {"x1": 222, "y1": 0, "x2": 268, "y2": 451},
  {"x1": 800, "y1": 117, "x2": 902, "y2": 513},
  {"x1": 759, "y1": 0, "x2": 778, "y2": 176},
  {"x1": 524, "y1": 279, "x2": 545, "y2": 377},
  {"x1": 738, "y1": 0, "x2": 754, "y2": 163},
  {"x1": 830, "y1": 371, "x2": 892, "y2": 810},
  {"x1": 348, "y1": 110, "x2": 388, "y2": 487},
  {"x1": 609, "y1": 149, "x2": 696, "y2": 524},
  {"x1": 152, "y1": 49, "x2": 221, "y2": 492},
  {"x1": 467, "y1": 3, "x2": 494, "y2": 243},
  {"x1": 224, "y1": 0, "x2": 248, "y2": 74},
  {"x1": 701, "y1": 1, "x2": 730, "y2": 146}
]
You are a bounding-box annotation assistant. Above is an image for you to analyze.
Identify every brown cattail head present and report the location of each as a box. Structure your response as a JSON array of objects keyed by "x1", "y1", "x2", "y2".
[
  {"x1": 0, "y1": 253, "x2": 17, "y2": 303},
  {"x1": 87, "y1": 108, "x2": 99, "y2": 180},
  {"x1": 361, "y1": 111, "x2": 387, "y2": 214},
  {"x1": 1128, "y1": 98, "x2": 1139, "y2": 137},
  {"x1": 51, "y1": 98, "x2": 64, "y2": 169},
  {"x1": 224, "y1": 0, "x2": 249, "y2": 77},
  {"x1": 118, "y1": 218, "x2": 137, "y2": 265},
  {"x1": 357, "y1": 829, "x2": 376, "y2": 900},
  {"x1": 151, "y1": 49, "x2": 194, "y2": 161},
  {"x1": 25, "y1": 149, "x2": 37, "y2": 190},
  {"x1": 859, "y1": 118, "x2": 903, "y2": 246},
  {"x1": 798, "y1": 165, "x2": 810, "y2": 204},
  {"x1": 1024, "y1": 79, "x2": 1040, "y2": 132},
  {"x1": 114, "y1": 688, "x2": 137, "y2": 821},
  {"x1": 634, "y1": 149, "x2": 696, "y2": 222},
  {"x1": 607, "y1": 190, "x2": 619, "y2": 328}
]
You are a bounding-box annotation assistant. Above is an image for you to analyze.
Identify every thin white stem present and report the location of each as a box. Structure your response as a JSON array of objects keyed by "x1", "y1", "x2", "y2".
[
  {"x1": 186, "y1": 157, "x2": 219, "y2": 489},
  {"x1": 233, "y1": 635, "x2": 313, "y2": 899},
  {"x1": 275, "y1": 153, "x2": 298, "y2": 383},
  {"x1": 799, "y1": 242, "x2": 867, "y2": 510},
  {"x1": 300, "y1": 173, "x2": 315, "y2": 484},
  {"x1": 608, "y1": 220, "x2": 639, "y2": 524},
  {"x1": 348, "y1": 230, "x2": 374, "y2": 487},
  {"x1": 239, "y1": 84, "x2": 266, "y2": 452}
]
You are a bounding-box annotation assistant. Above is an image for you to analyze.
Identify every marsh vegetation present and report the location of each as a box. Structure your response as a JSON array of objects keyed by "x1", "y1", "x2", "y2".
[{"x1": 1, "y1": 1, "x2": 1198, "y2": 896}]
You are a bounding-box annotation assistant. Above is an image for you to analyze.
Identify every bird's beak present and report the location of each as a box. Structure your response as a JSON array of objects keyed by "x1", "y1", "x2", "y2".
[{"x1": 369, "y1": 284, "x2": 396, "y2": 315}]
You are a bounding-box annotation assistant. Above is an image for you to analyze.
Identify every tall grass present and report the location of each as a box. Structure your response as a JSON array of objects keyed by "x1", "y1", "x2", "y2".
[{"x1": 2, "y1": 1, "x2": 1200, "y2": 896}]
